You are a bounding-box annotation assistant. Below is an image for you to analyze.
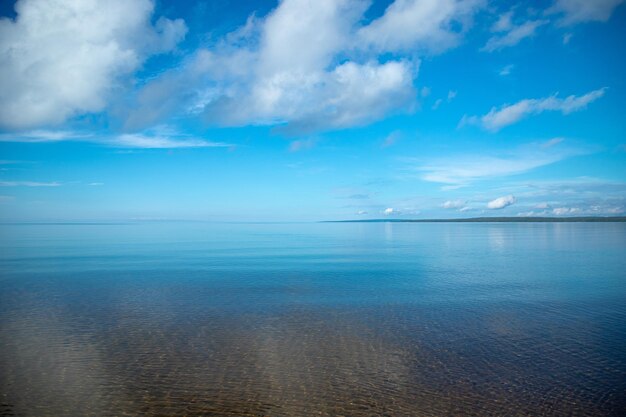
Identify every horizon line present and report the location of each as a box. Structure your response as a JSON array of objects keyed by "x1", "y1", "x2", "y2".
[{"x1": 1, "y1": 216, "x2": 626, "y2": 225}]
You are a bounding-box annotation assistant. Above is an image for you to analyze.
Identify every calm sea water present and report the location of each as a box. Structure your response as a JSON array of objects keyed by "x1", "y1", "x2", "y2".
[{"x1": 0, "y1": 222, "x2": 625, "y2": 416}]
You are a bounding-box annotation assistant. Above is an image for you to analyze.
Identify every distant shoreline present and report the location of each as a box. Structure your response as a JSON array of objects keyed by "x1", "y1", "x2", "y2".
[{"x1": 326, "y1": 216, "x2": 626, "y2": 223}]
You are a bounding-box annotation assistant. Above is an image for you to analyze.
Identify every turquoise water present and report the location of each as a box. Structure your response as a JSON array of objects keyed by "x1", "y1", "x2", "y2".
[{"x1": 1, "y1": 222, "x2": 625, "y2": 416}]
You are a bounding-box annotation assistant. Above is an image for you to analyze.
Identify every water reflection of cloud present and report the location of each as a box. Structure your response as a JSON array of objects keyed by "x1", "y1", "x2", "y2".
[{"x1": 487, "y1": 225, "x2": 507, "y2": 251}]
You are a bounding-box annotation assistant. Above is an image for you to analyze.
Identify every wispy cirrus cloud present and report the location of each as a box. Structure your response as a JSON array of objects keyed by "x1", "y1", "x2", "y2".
[
  {"x1": 499, "y1": 64, "x2": 514, "y2": 76},
  {"x1": 111, "y1": 134, "x2": 226, "y2": 149},
  {"x1": 460, "y1": 88, "x2": 606, "y2": 131},
  {"x1": 332, "y1": 187, "x2": 372, "y2": 200},
  {"x1": 0, "y1": 130, "x2": 93, "y2": 143},
  {"x1": 410, "y1": 139, "x2": 592, "y2": 187},
  {"x1": 289, "y1": 138, "x2": 318, "y2": 152},
  {"x1": 381, "y1": 131, "x2": 402, "y2": 148},
  {"x1": 0, "y1": 160, "x2": 29, "y2": 165},
  {"x1": 506, "y1": 177, "x2": 626, "y2": 199},
  {"x1": 0, "y1": 127, "x2": 229, "y2": 149},
  {"x1": 481, "y1": 10, "x2": 548, "y2": 52},
  {"x1": 547, "y1": 0, "x2": 624, "y2": 25},
  {"x1": 0, "y1": 181, "x2": 61, "y2": 187}
]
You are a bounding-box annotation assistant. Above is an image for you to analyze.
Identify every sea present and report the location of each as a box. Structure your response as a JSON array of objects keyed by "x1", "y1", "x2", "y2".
[{"x1": 1, "y1": 221, "x2": 625, "y2": 416}]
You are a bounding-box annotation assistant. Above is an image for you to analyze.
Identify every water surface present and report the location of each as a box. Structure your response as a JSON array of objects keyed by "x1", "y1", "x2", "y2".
[{"x1": 1, "y1": 222, "x2": 625, "y2": 416}]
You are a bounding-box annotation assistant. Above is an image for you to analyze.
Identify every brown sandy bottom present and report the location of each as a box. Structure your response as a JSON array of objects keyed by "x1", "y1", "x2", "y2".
[{"x1": 1, "y1": 299, "x2": 625, "y2": 417}]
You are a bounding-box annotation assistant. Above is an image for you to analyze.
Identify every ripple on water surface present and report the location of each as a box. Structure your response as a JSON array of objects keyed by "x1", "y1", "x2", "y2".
[{"x1": 0, "y1": 222, "x2": 625, "y2": 416}]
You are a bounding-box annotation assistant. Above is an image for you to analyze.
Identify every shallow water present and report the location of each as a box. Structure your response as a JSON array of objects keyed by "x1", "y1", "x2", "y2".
[{"x1": 0, "y1": 222, "x2": 625, "y2": 416}]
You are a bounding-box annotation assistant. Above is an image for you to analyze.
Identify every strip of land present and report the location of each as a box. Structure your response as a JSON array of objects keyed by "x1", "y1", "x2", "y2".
[{"x1": 328, "y1": 217, "x2": 626, "y2": 223}]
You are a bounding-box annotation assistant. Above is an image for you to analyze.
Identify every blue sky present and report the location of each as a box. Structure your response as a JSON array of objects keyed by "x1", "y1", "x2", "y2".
[{"x1": 0, "y1": 0, "x2": 625, "y2": 221}]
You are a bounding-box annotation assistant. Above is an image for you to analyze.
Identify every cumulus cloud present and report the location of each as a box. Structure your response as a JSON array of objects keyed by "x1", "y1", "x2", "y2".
[
  {"x1": 488, "y1": 178, "x2": 626, "y2": 217},
  {"x1": 442, "y1": 199, "x2": 466, "y2": 209},
  {"x1": 383, "y1": 207, "x2": 396, "y2": 215},
  {"x1": 0, "y1": 0, "x2": 187, "y2": 130},
  {"x1": 552, "y1": 207, "x2": 580, "y2": 215},
  {"x1": 462, "y1": 88, "x2": 606, "y2": 131},
  {"x1": 358, "y1": 0, "x2": 484, "y2": 53},
  {"x1": 124, "y1": 0, "x2": 485, "y2": 134},
  {"x1": 520, "y1": 205, "x2": 624, "y2": 217},
  {"x1": 487, "y1": 195, "x2": 516, "y2": 209},
  {"x1": 197, "y1": 51, "x2": 416, "y2": 134},
  {"x1": 547, "y1": 0, "x2": 624, "y2": 25}
]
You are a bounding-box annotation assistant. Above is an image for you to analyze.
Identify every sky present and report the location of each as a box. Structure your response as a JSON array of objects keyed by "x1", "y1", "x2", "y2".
[{"x1": 0, "y1": 0, "x2": 625, "y2": 222}]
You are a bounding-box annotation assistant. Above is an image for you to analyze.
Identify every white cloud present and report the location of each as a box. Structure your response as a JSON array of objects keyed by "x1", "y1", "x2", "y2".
[
  {"x1": 482, "y1": 178, "x2": 626, "y2": 217},
  {"x1": 482, "y1": 18, "x2": 548, "y2": 52},
  {"x1": 289, "y1": 138, "x2": 317, "y2": 152},
  {"x1": 521, "y1": 203, "x2": 624, "y2": 217},
  {"x1": 204, "y1": 58, "x2": 416, "y2": 134},
  {"x1": 413, "y1": 139, "x2": 590, "y2": 186},
  {"x1": 111, "y1": 133, "x2": 225, "y2": 149},
  {"x1": 541, "y1": 137, "x2": 564, "y2": 148},
  {"x1": 259, "y1": 0, "x2": 365, "y2": 75},
  {"x1": 499, "y1": 64, "x2": 514, "y2": 76},
  {"x1": 442, "y1": 199, "x2": 466, "y2": 209},
  {"x1": 124, "y1": 0, "x2": 485, "y2": 134},
  {"x1": 463, "y1": 88, "x2": 606, "y2": 131},
  {"x1": 0, "y1": 126, "x2": 228, "y2": 149},
  {"x1": 552, "y1": 207, "x2": 581, "y2": 215},
  {"x1": 358, "y1": 0, "x2": 484, "y2": 53},
  {"x1": 0, "y1": 181, "x2": 61, "y2": 187},
  {"x1": 547, "y1": 0, "x2": 624, "y2": 25},
  {"x1": 382, "y1": 131, "x2": 401, "y2": 148},
  {"x1": 356, "y1": 210, "x2": 368, "y2": 215},
  {"x1": 288, "y1": 60, "x2": 415, "y2": 132},
  {"x1": 508, "y1": 177, "x2": 626, "y2": 199},
  {"x1": 563, "y1": 33, "x2": 573, "y2": 44},
  {"x1": 432, "y1": 90, "x2": 456, "y2": 110},
  {"x1": 0, "y1": 0, "x2": 187, "y2": 130},
  {"x1": 0, "y1": 130, "x2": 93, "y2": 143},
  {"x1": 487, "y1": 195, "x2": 516, "y2": 209},
  {"x1": 491, "y1": 11, "x2": 513, "y2": 32},
  {"x1": 383, "y1": 207, "x2": 396, "y2": 215}
]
